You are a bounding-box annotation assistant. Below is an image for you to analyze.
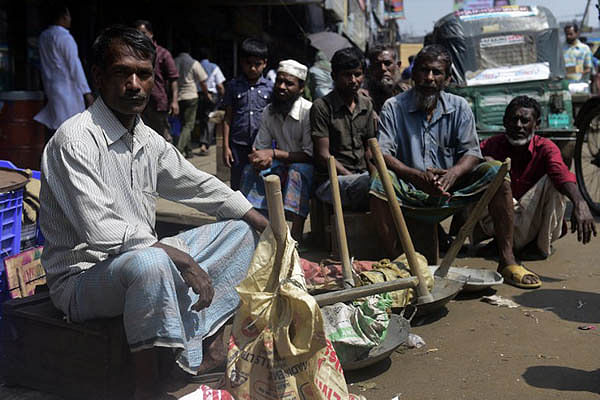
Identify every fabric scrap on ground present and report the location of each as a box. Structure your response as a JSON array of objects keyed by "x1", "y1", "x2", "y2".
[{"x1": 481, "y1": 295, "x2": 520, "y2": 308}]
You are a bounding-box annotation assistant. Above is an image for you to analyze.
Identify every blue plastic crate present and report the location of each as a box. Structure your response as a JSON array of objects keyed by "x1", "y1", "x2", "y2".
[{"x1": 0, "y1": 188, "x2": 24, "y2": 263}]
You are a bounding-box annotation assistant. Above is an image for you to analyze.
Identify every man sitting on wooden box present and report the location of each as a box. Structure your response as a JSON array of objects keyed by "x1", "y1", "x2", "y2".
[
  {"x1": 310, "y1": 47, "x2": 376, "y2": 212},
  {"x1": 38, "y1": 25, "x2": 268, "y2": 399}
]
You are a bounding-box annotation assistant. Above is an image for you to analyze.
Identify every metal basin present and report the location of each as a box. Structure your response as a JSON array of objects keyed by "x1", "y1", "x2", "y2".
[
  {"x1": 342, "y1": 314, "x2": 409, "y2": 371},
  {"x1": 429, "y1": 266, "x2": 504, "y2": 292},
  {"x1": 413, "y1": 276, "x2": 464, "y2": 316}
]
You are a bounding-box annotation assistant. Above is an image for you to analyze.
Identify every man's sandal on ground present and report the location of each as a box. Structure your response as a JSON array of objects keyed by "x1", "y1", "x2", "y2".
[{"x1": 499, "y1": 264, "x2": 541, "y2": 289}]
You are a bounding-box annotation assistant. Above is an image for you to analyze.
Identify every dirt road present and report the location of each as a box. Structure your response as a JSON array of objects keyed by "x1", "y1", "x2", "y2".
[{"x1": 346, "y1": 231, "x2": 600, "y2": 400}]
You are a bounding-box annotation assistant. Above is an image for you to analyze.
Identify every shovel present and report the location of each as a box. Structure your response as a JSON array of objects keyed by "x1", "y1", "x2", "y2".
[
  {"x1": 434, "y1": 158, "x2": 511, "y2": 278},
  {"x1": 368, "y1": 138, "x2": 435, "y2": 303},
  {"x1": 263, "y1": 174, "x2": 419, "y2": 307},
  {"x1": 327, "y1": 155, "x2": 354, "y2": 289}
]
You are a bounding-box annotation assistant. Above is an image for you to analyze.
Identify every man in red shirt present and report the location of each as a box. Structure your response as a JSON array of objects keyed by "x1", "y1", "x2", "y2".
[
  {"x1": 479, "y1": 96, "x2": 596, "y2": 287},
  {"x1": 134, "y1": 20, "x2": 179, "y2": 143}
]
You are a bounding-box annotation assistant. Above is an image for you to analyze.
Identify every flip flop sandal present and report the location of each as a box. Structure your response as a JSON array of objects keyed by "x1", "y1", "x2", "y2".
[
  {"x1": 187, "y1": 362, "x2": 226, "y2": 384},
  {"x1": 500, "y1": 264, "x2": 541, "y2": 289}
]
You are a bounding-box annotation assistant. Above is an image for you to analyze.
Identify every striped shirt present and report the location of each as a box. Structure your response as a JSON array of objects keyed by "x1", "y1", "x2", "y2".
[
  {"x1": 40, "y1": 96, "x2": 252, "y2": 310},
  {"x1": 563, "y1": 40, "x2": 593, "y2": 83}
]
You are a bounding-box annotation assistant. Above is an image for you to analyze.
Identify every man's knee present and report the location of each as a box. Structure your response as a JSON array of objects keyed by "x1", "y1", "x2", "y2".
[
  {"x1": 226, "y1": 219, "x2": 253, "y2": 236},
  {"x1": 119, "y1": 248, "x2": 174, "y2": 287},
  {"x1": 491, "y1": 180, "x2": 512, "y2": 203}
]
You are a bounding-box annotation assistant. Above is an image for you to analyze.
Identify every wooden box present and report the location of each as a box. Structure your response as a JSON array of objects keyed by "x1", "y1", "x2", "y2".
[{"x1": 0, "y1": 292, "x2": 133, "y2": 399}]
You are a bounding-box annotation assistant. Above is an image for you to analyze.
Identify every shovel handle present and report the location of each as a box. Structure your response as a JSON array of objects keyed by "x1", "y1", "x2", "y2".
[
  {"x1": 327, "y1": 156, "x2": 354, "y2": 289},
  {"x1": 314, "y1": 276, "x2": 418, "y2": 307},
  {"x1": 368, "y1": 138, "x2": 433, "y2": 303},
  {"x1": 264, "y1": 175, "x2": 288, "y2": 252},
  {"x1": 436, "y1": 158, "x2": 511, "y2": 277}
]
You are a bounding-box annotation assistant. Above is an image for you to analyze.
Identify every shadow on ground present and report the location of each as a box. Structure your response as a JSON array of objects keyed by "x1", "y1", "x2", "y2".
[
  {"x1": 513, "y1": 289, "x2": 600, "y2": 323},
  {"x1": 522, "y1": 366, "x2": 600, "y2": 394},
  {"x1": 344, "y1": 358, "x2": 392, "y2": 383}
]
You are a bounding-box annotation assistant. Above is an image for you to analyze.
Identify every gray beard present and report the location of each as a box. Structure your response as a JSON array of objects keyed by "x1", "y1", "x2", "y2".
[{"x1": 415, "y1": 89, "x2": 439, "y2": 113}]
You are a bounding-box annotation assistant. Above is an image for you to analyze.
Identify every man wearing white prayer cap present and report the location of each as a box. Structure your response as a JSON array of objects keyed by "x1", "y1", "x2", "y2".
[{"x1": 241, "y1": 59, "x2": 314, "y2": 243}]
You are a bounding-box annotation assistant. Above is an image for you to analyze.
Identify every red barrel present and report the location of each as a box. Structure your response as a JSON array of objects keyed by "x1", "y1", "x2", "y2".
[{"x1": 0, "y1": 91, "x2": 45, "y2": 170}]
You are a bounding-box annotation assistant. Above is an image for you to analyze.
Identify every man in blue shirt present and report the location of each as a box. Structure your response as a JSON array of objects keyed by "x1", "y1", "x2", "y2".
[
  {"x1": 222, "y1": 38, "x2": 273, "y2": 190},
  {"x1": 371, "y1": 45, "x2": 537, "y2": 289}
]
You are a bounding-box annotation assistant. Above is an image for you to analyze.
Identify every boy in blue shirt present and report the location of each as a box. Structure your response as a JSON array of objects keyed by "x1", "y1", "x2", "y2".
[{"x1": 223, "y1": 38, "x2": 273, "y2": 190}]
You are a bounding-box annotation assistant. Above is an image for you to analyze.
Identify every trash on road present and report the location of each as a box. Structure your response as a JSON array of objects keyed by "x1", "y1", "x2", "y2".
[
  {"x1": 406, "y1": 333, "x2": 426, "y2": 349},
  {"x1": 179, "y1": 386, "x2": 234, "y2": 400},
  {"x1": 481, "y1": 295, "x2": 519, "y2": 308},
  {"x1": 578, "y1": 325, "x2": 597, "y2": 330}
]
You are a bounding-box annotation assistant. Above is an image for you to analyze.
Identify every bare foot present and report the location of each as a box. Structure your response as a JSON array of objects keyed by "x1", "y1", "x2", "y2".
[
  {"x1": 196, "y1": 326, "x2": 227, "y2": 375},
  {"x1": 197, "y1": 336, "x2": 226, "y2": 374}
]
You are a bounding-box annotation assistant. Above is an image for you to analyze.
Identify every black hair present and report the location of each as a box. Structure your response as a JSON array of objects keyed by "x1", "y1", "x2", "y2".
[
  {"x1": 133, "y1": 19, "x2": 153, "y2": 34},
  {"x1": 175, "y1": 37, "x2": 191, "y2": 54},
  {"x1": 92, "y1": 25, "x2": 156, "y2": 69},
  {"x1": 367, "y1": 45, "x2": 397, "y2": 64},
  {"x1": 331, "y1": 47, "x2": 364, "y2": 75},
  {"x1": 564, "y1": 23, "x2": 579, "y2": 33},
  {"x1": 423, "y1": 32, "x2": 435, "y2": 46},
  {"x1": 503, "y1": 95, "x2": 542, "y2": 125},
  {"x1": 408, "y1": 55, "x2": 415, "y2": 63},
  {"x1": 198, "y1": 47, "x2": 211, "y2": 60},
  {"x1": 240, "y1": 38, "x2": 268, "y2": 60},
  {"x1": 413, "y1": 44, "x2": 452, "y2": 77},
  {"x1": 44, "y1": 1, "x2": 69, "y2": 25}
]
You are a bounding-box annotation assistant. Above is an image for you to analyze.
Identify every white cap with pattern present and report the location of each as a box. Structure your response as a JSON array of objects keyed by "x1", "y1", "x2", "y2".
[{"x1": 277, "y1": 59, "x2": 308, "y2": 81}]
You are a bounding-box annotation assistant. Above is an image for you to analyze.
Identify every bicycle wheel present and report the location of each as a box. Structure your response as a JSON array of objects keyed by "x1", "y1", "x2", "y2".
[{"x1": 574, "y1": 105, "x2": 600, "y2": 215}]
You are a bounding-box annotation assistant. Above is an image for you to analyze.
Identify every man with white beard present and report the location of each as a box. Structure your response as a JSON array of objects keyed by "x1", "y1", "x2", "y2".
[
  {"x1": 370, "y1": 45, "x2": 542, "y2": 289},
  {"x1": 479, "y1": 96, "x2": 595, "y2": 262}
]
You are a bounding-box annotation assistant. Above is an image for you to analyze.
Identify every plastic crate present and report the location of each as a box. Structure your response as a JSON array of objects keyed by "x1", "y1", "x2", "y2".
[
  {"x1": 0, "y1": 189, "x2": 23, "y2": 262},
  {"x1": 0, "y1": 189, "x2": 23, "y2": 304},
  {"x1": 0, "y1": 159, "x2": 44, "y2": 249}
]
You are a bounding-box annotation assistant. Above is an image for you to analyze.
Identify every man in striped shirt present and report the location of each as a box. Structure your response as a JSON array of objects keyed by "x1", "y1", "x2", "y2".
[{"x1": 39, "y1": 25, "x2": 267, "y2": 399}]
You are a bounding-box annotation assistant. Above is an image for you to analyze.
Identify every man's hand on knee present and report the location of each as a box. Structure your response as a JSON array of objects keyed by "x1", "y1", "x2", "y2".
[
  {"x1": 181, "y1": 266, "x2": 215, "y2": 311},
  {"x1": 152, "y1": 242, "x2": 214, "y2": 311}
]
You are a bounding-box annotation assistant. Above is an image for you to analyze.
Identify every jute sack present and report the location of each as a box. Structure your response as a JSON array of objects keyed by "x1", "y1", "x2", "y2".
[{"x1": 224, "y1": 226, "x2": 358, "y2": 400}]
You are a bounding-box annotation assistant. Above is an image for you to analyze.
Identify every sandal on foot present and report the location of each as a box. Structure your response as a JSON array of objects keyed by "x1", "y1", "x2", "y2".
[
  {"x1": 188, "y1": 363, "x2": 226, "y2": 384},
  {"x1": 499, "y1": 264, "x2": 541, "y2": 289}
]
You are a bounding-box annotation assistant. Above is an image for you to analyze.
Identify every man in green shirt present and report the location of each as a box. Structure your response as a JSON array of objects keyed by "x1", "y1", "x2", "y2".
[{"x1": 310, "y1": 47, "x2": 376, "y2": 211}]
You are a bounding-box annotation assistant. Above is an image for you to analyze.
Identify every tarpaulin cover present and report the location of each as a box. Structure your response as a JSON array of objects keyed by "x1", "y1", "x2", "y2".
[{"x1": 432, "y1": 5, "x2": 565, "y2": 86}]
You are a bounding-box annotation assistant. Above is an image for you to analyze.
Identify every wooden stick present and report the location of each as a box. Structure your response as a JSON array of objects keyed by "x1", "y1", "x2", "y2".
[
  {"x1": 327, "y1": 156, "x2": 354, "y2": 289},
  {"x1": 435, "y1": 158, "x2": 511, "y2": 277},
  {"x1": 368, "y1": 138, "x2": 434, "y2": 303},
  {"x1": 314, "y1": 276, "x2": 418, "y2": 307},
  {"x1": 264, "y1": 175, "x2": 287, "y2": 246},
  {"x1": 264, "y1": 175, "x2": 288, "y2": 285}
]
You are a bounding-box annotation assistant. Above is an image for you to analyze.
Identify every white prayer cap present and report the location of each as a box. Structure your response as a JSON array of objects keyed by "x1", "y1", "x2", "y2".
[{"x1": 277, "y1": 59, "x2": 308, "y2": 81}]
